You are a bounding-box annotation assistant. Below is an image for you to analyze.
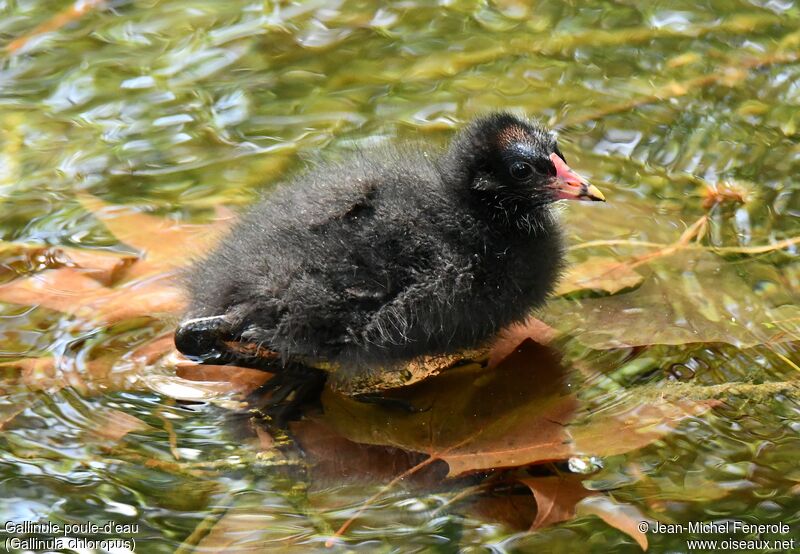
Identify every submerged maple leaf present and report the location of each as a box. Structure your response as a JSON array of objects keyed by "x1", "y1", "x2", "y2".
[
  {"x1": 520, "y1": 474, "x2": 597, "y2": 530},
  {"x1": 320, "y1": 336, "x2": 717, "y2": 477},
  {"x1": 0, "y1": 333, "x2": 175, "y2": 394},
  {"x1": 0, "y1": 267, "x2": 184, "y2": 325},
  {"x1": 0, "y1": 241, "x2": 136, "y2": 286},
  {"x1": 577, "y1": 495, "x2": 650, "y2": 550},
  {"x1": 172, "y1": 316, "x2": 717, "y2": 483},
  {"x1": 545, "y1": 250, "x2": 800, "y2": 349},
  {"x1": 0, "y1": 196, "x2": 232, "y2": 393},
  {"x1": 556, "y1": 256, "x2": 644, "y2": 297},
  {"x1": 0, "y1": 195, "x2": 231, "y2": 323},
  {"x1": 74, "y1": 194, "x2": 232, "y2": 278}
]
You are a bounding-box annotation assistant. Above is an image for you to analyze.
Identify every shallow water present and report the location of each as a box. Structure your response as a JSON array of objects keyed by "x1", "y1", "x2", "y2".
[{"x1": 0, "y1": 0, "x2": 798, "y2": 552}]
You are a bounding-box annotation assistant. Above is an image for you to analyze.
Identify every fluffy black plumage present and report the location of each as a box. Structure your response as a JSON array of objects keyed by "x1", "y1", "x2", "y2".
[{"x1": 177, "y1": 112, "x2": 600, "y2": 384}]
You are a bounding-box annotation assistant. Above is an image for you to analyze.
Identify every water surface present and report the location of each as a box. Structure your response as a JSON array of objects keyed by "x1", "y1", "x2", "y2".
[{"x1": 0, "y1": 1, "x2": 798, "y2": 552}]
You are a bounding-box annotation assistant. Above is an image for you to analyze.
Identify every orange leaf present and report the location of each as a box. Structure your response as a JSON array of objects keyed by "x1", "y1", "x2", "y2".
[
  {"x1": 323, "y1": 339, "x2": 579, "y2": 477},
  {"x1": 323, "y1": 339, "x2": 718, "y2": 476},
  {"x1": 290, "y1": 419, "x2": 441, "y2": 489},
  {"x1": 463, "y1": 494, "x2": 538, "y2": 531},
  {"x1": 53, "y1": 247, "x2": 137, "y2": 286},
  {"x1": 569, "y1": 399, "x2": 720, "y2": 458},
  {"x1": 0, "y1": 267, "x2": 107, "y2": 314},
  {"x1": 576, "y1": 495, "x2": 650, "y2": 550},
  {"x1": 0, "y1": 268, "x2": 185, "y2": 324},
  {"x1": 176, "y1": 362, "x2": 272, "y2": 395},
  {"x1": 0, "y1": 242, "x2": 136, "y2": 286},
  {"x1": 0, "y1": 357, "x2": 58, "y2": 390},
  {"x1": 520, "y1": 475, "x2": 597, "y2": 529},
  {"x1": 93, "y1": 275, "x2": 186, "y2": 322},
  {"x1": 0, "y1": 333, "x2": 176, "y2": 394},
  {"x1": 91, "y1": 408, "x2": 151, "y2": 441},
  {"x1": 557, "y1": 256, "x2": 644, "y2": 297},
  {"x1": 126, "y1": 333, "x2": 176, "y2": 366},
  {"x1": 76, "y1": 194, "x2": 233, "y2": 276}
]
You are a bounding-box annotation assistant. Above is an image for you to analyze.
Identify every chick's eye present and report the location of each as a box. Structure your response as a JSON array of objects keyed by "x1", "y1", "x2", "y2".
[{"x1": 509, "y1": 161, "x2": 533, "y2": 180}]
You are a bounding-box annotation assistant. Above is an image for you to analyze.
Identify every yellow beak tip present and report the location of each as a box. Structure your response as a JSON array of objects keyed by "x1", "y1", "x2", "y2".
[{"x1": 585, "y1": 184, "x2": 606, "y2": 202}]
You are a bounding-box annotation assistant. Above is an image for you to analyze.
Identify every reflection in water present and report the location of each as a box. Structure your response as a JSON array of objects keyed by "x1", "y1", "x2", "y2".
[{"x1": 0, "y1": 0, "x2": 798, "y2": 550}]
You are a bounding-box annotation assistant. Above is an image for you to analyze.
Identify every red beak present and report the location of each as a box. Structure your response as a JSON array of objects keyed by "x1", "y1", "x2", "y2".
[{"x1": 549, "y1": 153, "x2": 605, "y2": 202}]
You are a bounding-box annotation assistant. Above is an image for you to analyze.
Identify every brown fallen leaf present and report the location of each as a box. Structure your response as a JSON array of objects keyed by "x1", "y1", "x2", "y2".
[
  {"x1": 0, "y1": 357, "x2": 59, "y2": 391},
  {"x1": 0, "y1": 267, "x2": 108, "y2": 314},
  {"x1": 576, "y1": 495, "x2": 650, "y2": 550},
  {"x1": 322, "y1": 338, "x2": 717, "y2": 476},
  {"x1": 290, "y1": 419, "x2": 444, "y2": 489},
  {"x1": 0, "y1": 241, "x2": 136, "y2": 286},
  {"x1": 0, "y1": 268, "x2": 184, "y2": 325},
  {"x1": 176, "y1": 362, "x2": 272, "y2": 395},
  {"x1": 0, "y1": 355, "x2": 118, "y2": 394},
  {"x1": 92, "y1": 274, "x2": 185, "y2": 323},
  {"x1": 521, "y1": 474, "x2": 597, "y2": 530},
  {"x1": 568, "y1": 399, "x2": 719, "y2": 458},
  {"x1": 461, "y1": 474, "x2": 597, "y2": 532},
  {"x1": 124, "y1": 333, "x2": 176, "y2": 366},
  {"x1": 90, "y1": 408, "x2": 151, "y2": 441},
  {"x1": 0, "y1": 197, "x2": 237, "y2": 401},
  {"x1": 76, "y1": 194, "x2": 233, "y2": 278},
  {"x1": 0, "y1": 196, "x2": 231, "y2": 332},
  {"x1": 0, "y1": 333, "x2": 176, "y2": 394},
  {"x1": 322, "y1": 339, "x2": 578, "y2": 477},
  {"x1": 463, "y1": 493, "x2": 538, "y2": 531},
  {"x1": 0, "y1": 194, "x2": 237, "y2": 338},
  {"x1": 556, "y1": 256, "x2": 644, "y2": 297},
  {"x1": 54, "y1": 246, "x2": 137, "y2": 286},
  {"x1": 545, "y1": 250, "x2": 800, "y2": 349}
]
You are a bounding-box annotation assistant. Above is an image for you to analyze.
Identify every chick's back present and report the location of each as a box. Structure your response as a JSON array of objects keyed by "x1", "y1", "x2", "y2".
[{"x1": 185, "y1": 146, "x2": 490, "y2": 367}]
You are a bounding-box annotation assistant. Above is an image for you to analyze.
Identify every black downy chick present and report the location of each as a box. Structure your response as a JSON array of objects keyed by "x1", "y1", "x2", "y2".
[{"x1": 175, "y1": 112, "x2": 604, "y2": 421}]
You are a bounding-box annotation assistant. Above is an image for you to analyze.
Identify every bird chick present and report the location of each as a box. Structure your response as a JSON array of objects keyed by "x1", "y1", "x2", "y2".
[{"x1": 175, "y1": 112, "x2": 604, "y2": 420}]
